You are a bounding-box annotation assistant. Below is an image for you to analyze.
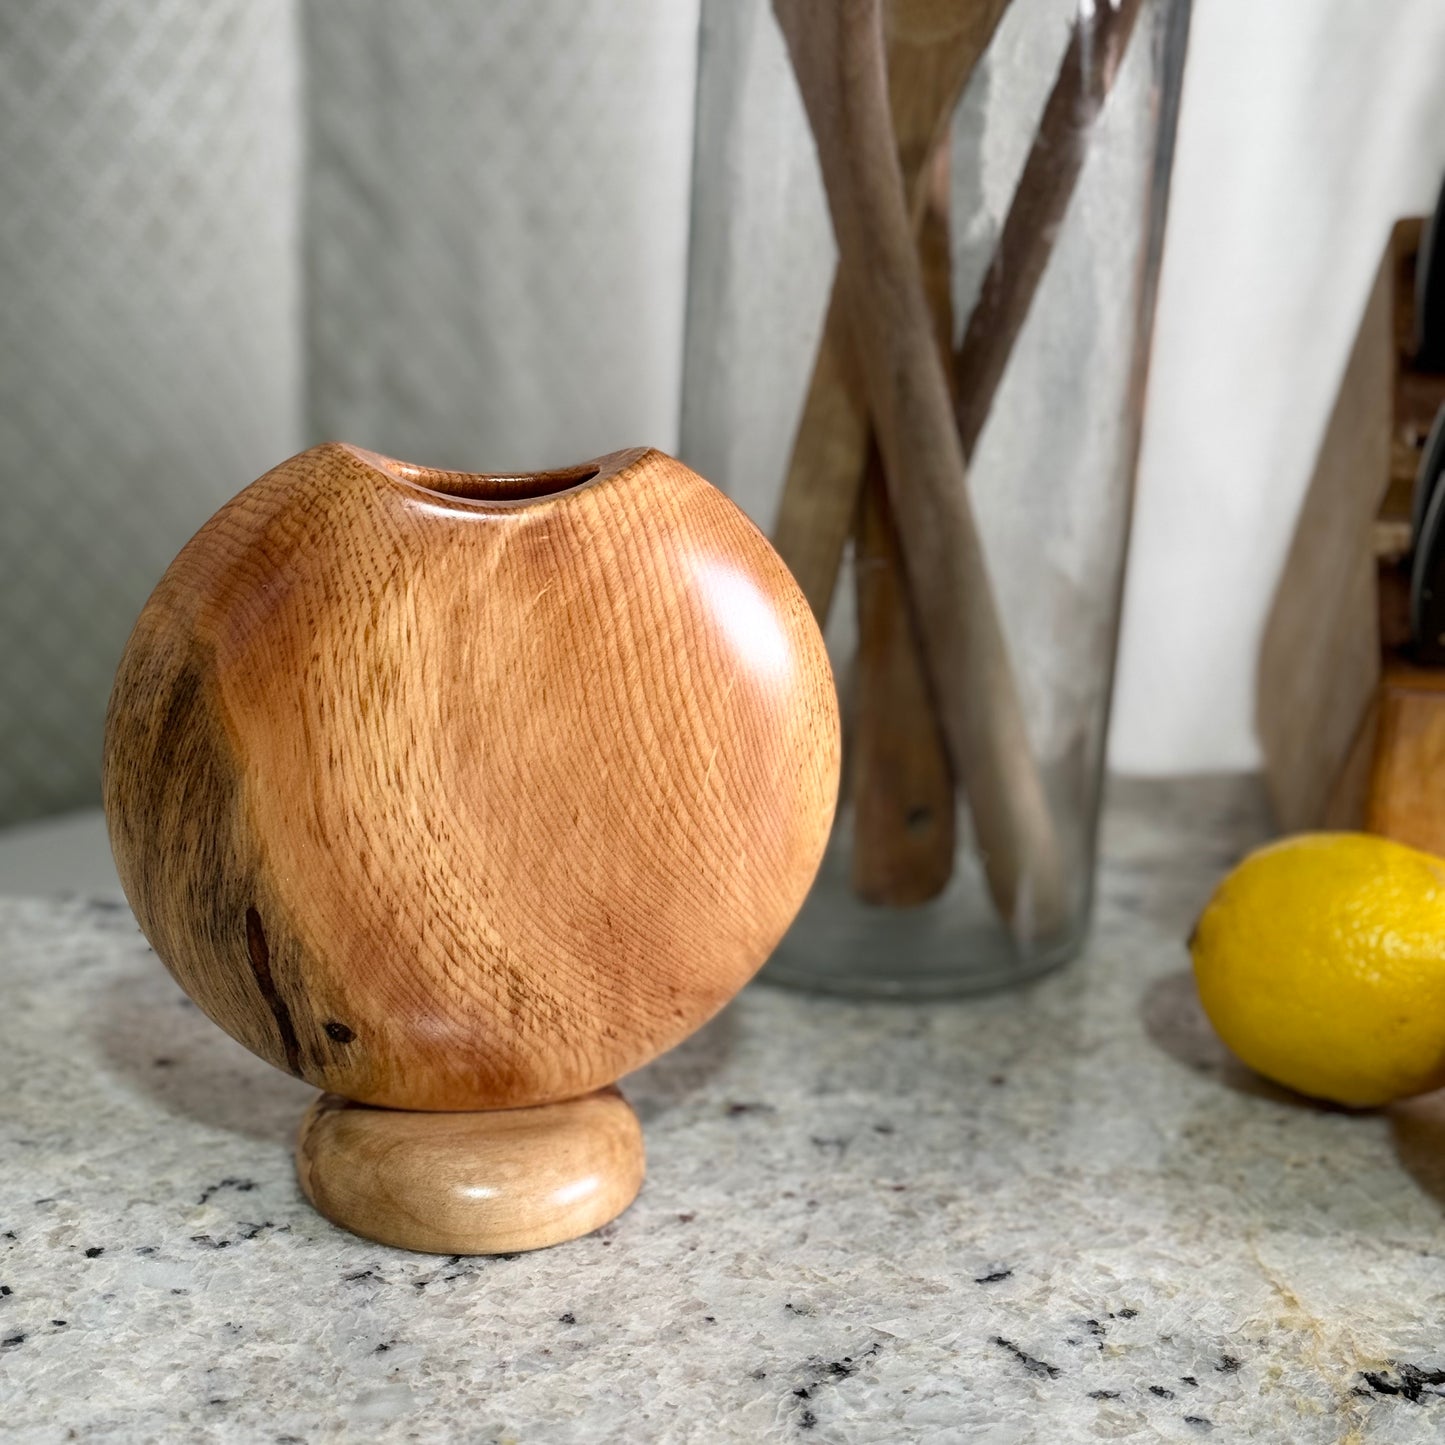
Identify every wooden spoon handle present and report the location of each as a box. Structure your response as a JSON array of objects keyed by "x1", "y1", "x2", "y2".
[
  {"x1": 850, "y1": 136, "x2": 957, "y2": 906},
  {"x1": 775, "y1": 0, "x2": 1066, "y2": 930},
  {"x1": 953, "y1": 0, "x2": 1147, "y2": 455},
  {"x1": 851, "y1": 449, "x2": 957, "y2": 905},
  {"x1": 770, "y1": 0, "x2": 1013, "y2": 623}
]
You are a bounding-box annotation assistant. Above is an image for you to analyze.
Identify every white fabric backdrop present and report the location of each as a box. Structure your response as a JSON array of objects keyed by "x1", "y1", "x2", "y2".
[
  {"x1": 4, "y1": 0, "x2": 1445, "y2": 823},
  {"x1": 0, "y1": 0, "x2": 304, "y2": 823},
  {"x1": 1113, "y1": 0, "x2": 1445, "y2": 772}
]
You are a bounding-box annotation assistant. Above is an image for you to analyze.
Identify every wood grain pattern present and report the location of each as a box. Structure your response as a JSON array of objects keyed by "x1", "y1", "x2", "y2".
[
  {"x1": 1258, "y1": 227, "x2": 1402, "y2": 830},
  {"x1": 774, "y1": 0, "x2": 1065, "y2": 930},
  {"x1": 952, "y1": 0, "x2": 1146, "y2": 456},
  {"x1": 851, "y1": 454, "x2": 956, "y2": 903},
  {"x1": 104, "y1": 444, "x2": 840, "y2": 1112},
  {"x1": 850, "y1": 136, "x2": 958, "y2": 905},
  {"x1": 769, "y1": 0, "x2": 1012, "y2": 622},
  {"x1": 1364, "y1": 655, "x2": 1445, "y2": 856},
  {"x1": 296, "y1": 1086, "x2": 644, "y2": 1255}
]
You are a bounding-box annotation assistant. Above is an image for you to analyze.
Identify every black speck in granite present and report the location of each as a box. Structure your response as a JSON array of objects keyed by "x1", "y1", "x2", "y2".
[
  {"x1": 989, "y1": 1074, "x2": 1007, "y2": 1087},
  {"x1": 1181, "y1": 1376, "x2": 1199, "y2": 1386},
  {"x1": 677, "y1": 1213, "x2": 696, "y2": 1224},
  {"x1": 558, "y1": 1313, "x2": 576, "y2": 1325},
  {"x1": 1360, "y1": 1363, "x2": 1445, "y2": 1403},
  {"x1": 152, "y1": 1057, "x2": 174, "y2": 1068},
  {"x1": 197, "y1": 1177, "x2": 257, "y2": 1207},
  {"x1": 135, "y1": 1246, "x2": 156, "y2": 1256},
  {"x1": 1150, "y1": 1385, "x2": 1176, "y2": 1399},
  {"x1": 83, "y1": 1247, "x2": 104, "y2": 1258},
  {"x1": 1185, "y1": 1417, "x2": 1214, "y2": 1431},
  {"x1": 1117, "y1": 1308, "x2": 1138, "y2": 1319},
  {"x1": 1, "y1": 1285, "x2": 10, "y2": 1297},
  {"x1": 2, "y1": 1334, "x2": 25, "y2": 1349},
  {"x1": 974, "y1": 1269, "x2": 1013, "y2": 1285},
  {"x1": 2, "y1": 1232, "x2": 14, "y2": 1241},
  {"x1": 725, "y1": 1102, "x2": 775, "y2": 1116},
  {"x1": 1216, "y1": 1354, "x2": 1242, "y2": 1374},
  {"x1": 374, "y1": 1340, "x2": 395, "y2": 1354},
  {"x1": 343, "y1": 1269, "x2": 380, "y2": 1284},
  {"x1": 50, "y1": 1320, "x2": 66, "y2": 1328},
  {"x1": 1088, "y1": 1390, "x2": 1120, "y2": 1400},
  {"x1": 809, "y1": 1136, "x2": 849, "y2": 1154},
  {"x1": 872, "y1": 1122, "x2": 894, "y2": 1134},
  {"x1": 798, "y1": 1410, "x2": 817, "y2": 1429},
  {"x1": 189, "y1": 1235, "x2": 231, "y2": 1250},
  {"x1": 793, "y1": 1387, "x2": 811, "y2": 1399},
  {"x1": 704, "y1": 1317, "x2": 716, "y2": 1324},
  {"x1": 751, "y1": 1369, "x2": 767, "y2": 1380},
  {"x1": 991, "y1": 1337, "x2": 1061, "y2": 1379}
]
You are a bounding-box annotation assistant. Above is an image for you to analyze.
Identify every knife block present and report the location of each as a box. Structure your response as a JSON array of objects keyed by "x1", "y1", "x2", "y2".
[
  {"x1": 103, "y1": 444, "x2": 840, "y2": 1254},
  {"x1": 1259, "y1": 217, "x2": 1445, "y2": 852}
]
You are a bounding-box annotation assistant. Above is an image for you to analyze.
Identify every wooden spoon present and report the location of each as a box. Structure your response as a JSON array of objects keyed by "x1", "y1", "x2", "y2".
[
  {"x1": 771, "y1": 0, "x2": 1013, "y2": 623},
  {"x1": 774, "y1": 0, "x2": 1066, "y2": 931},
  {"x1": 776, "y1": 0, "x2": 1011, "y2": 906},
  {"x1": 850, "y1": 131, "x2": 958, "y2": 905}
]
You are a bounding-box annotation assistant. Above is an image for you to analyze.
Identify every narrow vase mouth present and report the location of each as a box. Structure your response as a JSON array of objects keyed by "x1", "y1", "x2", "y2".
[{"x1": 342, "y1": 444, "x2": 652, "y2": 508}]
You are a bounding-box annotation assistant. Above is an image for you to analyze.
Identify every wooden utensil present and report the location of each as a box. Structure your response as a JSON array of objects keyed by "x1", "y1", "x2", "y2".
[
  {"x1": 953, "y1": 0, "x2": 1147, "y2": 454},
  {"x1": 104, "y1": 444, "x2": 840, "y2": 1254},
  {"x1": 777, "y1": 0, "x2": 1007, "y2": 909},
  {"x1": 850, "y1": 133, "x2": 958, "y2": 905},
  {"x1": 774, "y1": 0, "x2": 1065, "y2": 930},
  {"x1": 773, "y1": 0, "x2": 1149, "y2": 616},
  {"x1": 771, "y1": 0, "x2": 1013, "y2": 624}
]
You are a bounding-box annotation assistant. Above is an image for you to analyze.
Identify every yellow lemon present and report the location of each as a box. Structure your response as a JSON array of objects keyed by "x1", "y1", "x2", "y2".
[{"x1": 1190, "y1": 832, "x2": 1445, "y2": 1107}]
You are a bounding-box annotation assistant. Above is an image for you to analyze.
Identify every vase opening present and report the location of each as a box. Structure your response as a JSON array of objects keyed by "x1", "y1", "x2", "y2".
[{"x1": 386, "y1": 462, "x2": 601, "y2": 502}]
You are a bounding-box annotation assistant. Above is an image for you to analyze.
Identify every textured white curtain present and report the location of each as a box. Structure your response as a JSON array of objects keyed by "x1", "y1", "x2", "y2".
[
  {"x1": 0, "y1": 0, "x2": 698, "y2": 825},
  {"x1": 1, "y1": 0, "x2": 304, "y2": 823},
  {"x1": 302, "y1": 0, "x2": 697, "y2": 471},
  {"x1": 7, "y1": 0, "x2": 1445, "y2": 826}
]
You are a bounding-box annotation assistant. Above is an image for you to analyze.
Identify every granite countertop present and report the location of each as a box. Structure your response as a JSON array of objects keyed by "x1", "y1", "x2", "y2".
[{"x1": 4, "y1": 778, "x2": 1445, "y2": 1442}]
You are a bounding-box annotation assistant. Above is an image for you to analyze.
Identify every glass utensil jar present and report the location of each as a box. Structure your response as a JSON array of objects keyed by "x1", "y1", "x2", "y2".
[{"x1": 679, "y1": 0, "x2": 1192, "y2": 996}]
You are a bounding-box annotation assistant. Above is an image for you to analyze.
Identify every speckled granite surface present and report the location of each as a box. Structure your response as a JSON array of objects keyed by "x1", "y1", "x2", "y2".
[{"x1": 4, "y1": 778, "x2": 1445, "y2": 1442}]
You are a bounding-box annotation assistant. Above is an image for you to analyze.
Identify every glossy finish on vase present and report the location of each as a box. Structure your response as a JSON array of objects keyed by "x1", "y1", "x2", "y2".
[
  {"x1": 102, "y1": 443, "x2": 839, "y2": 1253},
  {"x1": 104, "y1": 443, "x2": 839, "y2": 1111},
  {"x1": 296, "y1": 1087, "x2": 645, "y2": 1255}
]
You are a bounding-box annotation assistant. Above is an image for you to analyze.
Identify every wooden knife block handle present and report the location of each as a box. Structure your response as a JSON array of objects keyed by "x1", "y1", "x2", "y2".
[{"x1": 1260, "y1": 217, "x2": 1445, "y2": 852}]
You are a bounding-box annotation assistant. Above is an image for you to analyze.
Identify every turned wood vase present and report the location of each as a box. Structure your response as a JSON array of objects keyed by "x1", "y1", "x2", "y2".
[{"x1": 103, "y1": 445, "x2": 840, "y2": 1116}]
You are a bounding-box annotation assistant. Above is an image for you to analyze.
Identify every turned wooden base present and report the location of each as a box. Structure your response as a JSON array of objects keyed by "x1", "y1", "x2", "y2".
[{"x1": 295, "y1": 1086, "x2": 645, "y2": 1255}]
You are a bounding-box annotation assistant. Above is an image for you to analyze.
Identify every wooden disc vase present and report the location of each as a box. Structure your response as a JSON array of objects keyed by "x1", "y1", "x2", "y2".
[{"x1": 103, "y1": 444, "x2": 840, "y2": 1254}]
